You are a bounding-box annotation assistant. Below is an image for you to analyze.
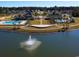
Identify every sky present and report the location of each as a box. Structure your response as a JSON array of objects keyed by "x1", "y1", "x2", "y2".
[{"x1": 0, "y1": 1, "x2": 79, "y2": 7}]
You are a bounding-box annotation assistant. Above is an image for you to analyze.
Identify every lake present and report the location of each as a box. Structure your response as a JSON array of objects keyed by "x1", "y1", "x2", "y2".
[{"x1": 0, "y1": 30, "x2": 79, "y2": 57}]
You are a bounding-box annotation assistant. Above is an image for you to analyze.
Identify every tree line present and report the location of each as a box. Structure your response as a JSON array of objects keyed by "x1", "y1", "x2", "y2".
[{"x1": 0, "y1": 7, "x2": 79, "y2": 17}]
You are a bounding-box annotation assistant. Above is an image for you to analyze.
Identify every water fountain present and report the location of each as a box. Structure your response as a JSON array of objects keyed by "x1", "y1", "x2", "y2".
[{"x1": 20, "y1": 35, "x2": 42, "y2": 51}]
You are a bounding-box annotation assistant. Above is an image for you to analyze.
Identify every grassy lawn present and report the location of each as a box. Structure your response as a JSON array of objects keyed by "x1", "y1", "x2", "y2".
[
  {"x1": 29, "y1": 19, "x2": 52, "y2": 25},
  {"x1": 0, "y1": 15, "x2": 12, "y2": 20}
]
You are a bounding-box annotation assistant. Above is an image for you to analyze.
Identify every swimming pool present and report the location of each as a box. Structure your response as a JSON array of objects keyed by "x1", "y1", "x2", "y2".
[
  {"x1": 0, "y1": 20, "x2": 27, "y2": 25},
  {"x1": 55, "y1": 19, "x2": 69, "y2": 23},
  {"x1": 4, "y1": 21, "x2": 20, "y2": 25}
]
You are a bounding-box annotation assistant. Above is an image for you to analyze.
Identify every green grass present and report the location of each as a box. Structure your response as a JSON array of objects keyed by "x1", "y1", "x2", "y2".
[{"x1": 29, "y1": 20, "x2": 51, "y2": 25}]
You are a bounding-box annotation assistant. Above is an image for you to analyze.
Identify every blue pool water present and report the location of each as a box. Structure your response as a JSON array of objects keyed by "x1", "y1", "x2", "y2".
[{"x1": 3, "y1": 21, "x2": 20, "y2": 25}]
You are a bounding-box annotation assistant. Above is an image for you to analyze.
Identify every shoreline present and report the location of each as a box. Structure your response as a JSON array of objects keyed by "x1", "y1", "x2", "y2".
[
  {"x1": 0, "y1": 25, "x2": 79, "y2": 33},
  {"x1": 0, "y1": 22, "x2": 79, "y2": 33},
  {"x1": 0, "y1": 23, "x2": 79, "y2": 33},
  {"x1": 0, "y1": 17, "x2": 79, "y2": 33}
]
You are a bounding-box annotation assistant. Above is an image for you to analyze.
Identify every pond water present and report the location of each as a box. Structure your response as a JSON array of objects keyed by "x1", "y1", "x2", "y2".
[{"x1": 0, "y1": 30, "x2": 79, "y2": 57}]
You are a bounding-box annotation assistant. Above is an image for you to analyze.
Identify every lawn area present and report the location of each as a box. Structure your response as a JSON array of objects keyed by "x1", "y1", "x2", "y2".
[
  {"x1": 0, "y1": 15, "x2": 13, "y2": 20},
  {"x1": 29, "y1": 19, "x2": 52, "y2": 25}
]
